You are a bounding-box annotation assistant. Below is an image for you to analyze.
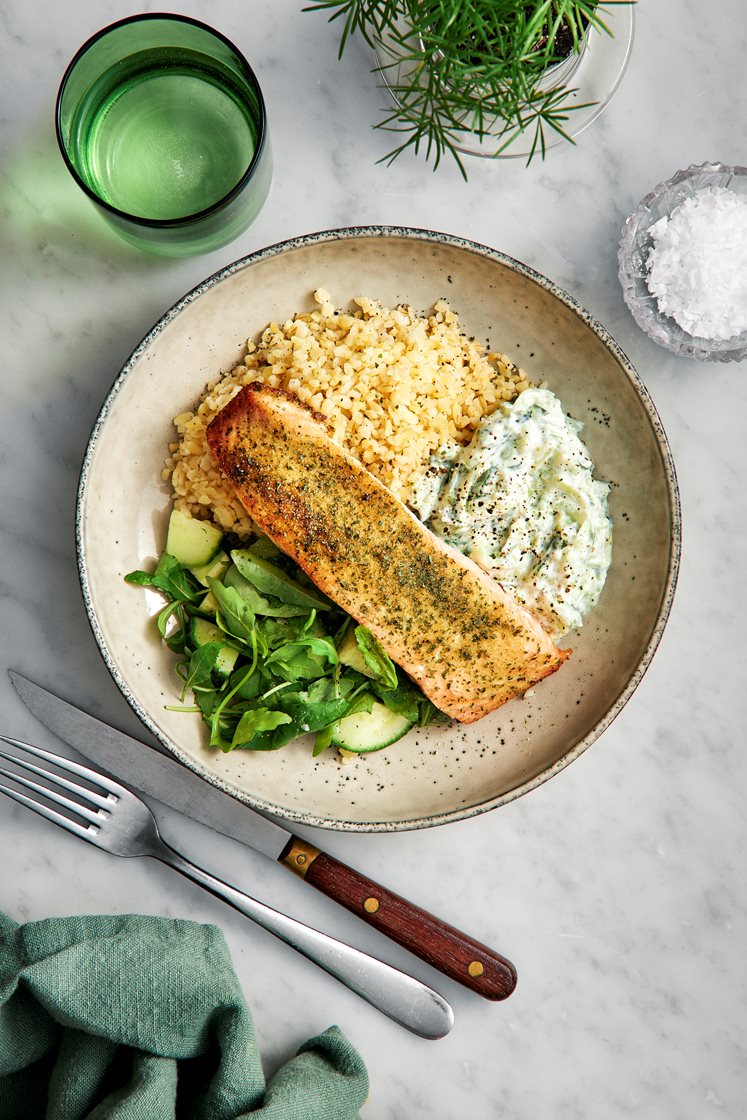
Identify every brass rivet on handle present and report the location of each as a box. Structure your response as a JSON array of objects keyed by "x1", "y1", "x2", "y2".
[
  {"x1": 281, "y1": 838, "x2": 321, "y2": 880},
  {"x1": 467, "y1": 960, "x2": 484, "y2": 978},
  {"x1": 363, "y1": 897, "x2": 380, "y2": 914}
]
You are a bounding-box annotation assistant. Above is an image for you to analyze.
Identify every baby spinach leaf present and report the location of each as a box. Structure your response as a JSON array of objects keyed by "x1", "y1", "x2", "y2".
[
  {"x1": 312, "y1": 724, "x2": 335, "y2": 757},
  {"x1": 228, "y1": 667, "x2": 262, "y2": 701},
  {"x1": 261, "y1": 634, "x2": 337, "y2": 683},
  {"x1": 276, "y1": 691, "x2": 351, "y2": 734},
  {"x1": 231, "y1": 550, "x2": 332, "y2": 610},
  {"x1": 418, "y1": 698, "x2": 450, "y2": 727},
  {"x1": 208, "y1": 579, "x2": 256, "y2": 642},
  {"x1": 247, "y1": 536, "x2": 283, "y2": 561},
  {"x1": 372, "y1": 677, "x2": 420, "y2": 722},
  {"x1": 232, "y1": 707, "x2": 293, "y2": 749},
  {"x1": 354, "y1": 626, "x2": 398, "y2": 690},
  {"x1": 267, "y1": 636, "x2": 338, "y2": 669},
  {"x1": 224, "y1": 563, "x2": 310, "y2": 617},
  {"x1": 182, "y1": 643, "x2": 225, "y2": 693}
]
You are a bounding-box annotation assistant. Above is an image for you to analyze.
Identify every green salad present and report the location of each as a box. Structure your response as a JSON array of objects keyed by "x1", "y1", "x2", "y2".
[{"x1": 126, "y1": 508, "x2": 445, "y2": 756}]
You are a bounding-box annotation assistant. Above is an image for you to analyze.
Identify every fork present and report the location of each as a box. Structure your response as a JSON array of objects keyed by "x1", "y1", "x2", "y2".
[{"x1": 0, "y1": 735, "x2": 453, "y2": 1039}]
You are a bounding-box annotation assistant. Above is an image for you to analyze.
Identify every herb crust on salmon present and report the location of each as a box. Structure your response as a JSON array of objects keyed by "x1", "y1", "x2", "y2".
[{"x1": 206, "y1": 383, "x2": 570, "y2": 723}]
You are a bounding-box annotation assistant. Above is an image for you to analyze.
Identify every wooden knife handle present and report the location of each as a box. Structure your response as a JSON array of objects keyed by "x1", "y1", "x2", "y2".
[{"x1": 279, "y1": 837, "x2": 517, "y2": 1000}]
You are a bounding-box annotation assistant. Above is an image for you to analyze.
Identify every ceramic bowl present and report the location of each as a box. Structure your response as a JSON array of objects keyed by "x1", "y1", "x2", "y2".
[
  {"x1": 618, "y1": 161, "x2": 747, "y2": 362},
  {"x1": 77, "y1": 227, "x2": 680, "y2": 831}
]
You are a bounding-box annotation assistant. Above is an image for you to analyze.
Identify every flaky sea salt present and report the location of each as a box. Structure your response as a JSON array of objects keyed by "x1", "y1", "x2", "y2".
[{"x1": 646, "y1": 185, "x2": 747, "y2": 340}]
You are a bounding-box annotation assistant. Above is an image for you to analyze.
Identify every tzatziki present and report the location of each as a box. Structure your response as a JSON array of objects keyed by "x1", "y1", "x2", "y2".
[{"x1": 410, "y1": 387, "x2": 612, "y2": 638}]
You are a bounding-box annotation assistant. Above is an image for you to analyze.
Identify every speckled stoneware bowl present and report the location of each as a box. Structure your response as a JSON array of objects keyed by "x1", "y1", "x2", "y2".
[{"x1": 77, "y1": 227, "x2": 680, "y2": 832}]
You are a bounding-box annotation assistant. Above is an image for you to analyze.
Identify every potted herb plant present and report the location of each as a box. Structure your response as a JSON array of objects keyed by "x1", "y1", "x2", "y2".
[{"x1": 306, "y1": 1, "x2": 628, "y2": 175}]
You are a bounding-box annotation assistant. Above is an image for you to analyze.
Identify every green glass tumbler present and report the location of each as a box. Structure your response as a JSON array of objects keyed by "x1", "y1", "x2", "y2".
[{"x1": 56, "y1": 14, "x2": 272, "y2": 256}]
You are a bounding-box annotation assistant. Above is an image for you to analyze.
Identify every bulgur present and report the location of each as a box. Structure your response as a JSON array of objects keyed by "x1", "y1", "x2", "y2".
[{"x1": 164, "y1": 289, "x2": 530, "y2": 537}]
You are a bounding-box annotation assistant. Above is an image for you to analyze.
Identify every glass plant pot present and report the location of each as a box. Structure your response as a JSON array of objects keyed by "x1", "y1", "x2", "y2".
[{"x1": 618, "y1": 162, "x2": 747, "y2": 363}]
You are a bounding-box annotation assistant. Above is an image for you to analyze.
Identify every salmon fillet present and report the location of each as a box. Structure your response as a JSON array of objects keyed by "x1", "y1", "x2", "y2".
[{"x1": 206, "y1": 384, "x2": 570, "y2": 722}]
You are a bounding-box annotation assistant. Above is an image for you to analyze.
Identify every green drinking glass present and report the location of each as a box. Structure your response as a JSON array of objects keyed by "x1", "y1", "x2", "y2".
[{"x1": 56, "y1": 14, "x2": 272, "y2": 256}]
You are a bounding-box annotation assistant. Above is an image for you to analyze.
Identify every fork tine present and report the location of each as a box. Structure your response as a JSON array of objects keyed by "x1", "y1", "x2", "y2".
[
  {"x1": 0, "y1": 776, "x2": 96, "y2": 839},
  {"x1": 0, "y1": 763, "x2": 105, "y2": 825},
  {"x1": 0, "y1": 743, "x2": 115, "y2": 811},
  {"x1": 0, "y1": 735, "x2": 123, "y2": 797}
]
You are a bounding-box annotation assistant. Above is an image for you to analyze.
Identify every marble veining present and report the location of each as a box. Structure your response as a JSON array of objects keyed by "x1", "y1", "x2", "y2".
[{"x1": 1, "y1": 1, "x2": 746, "y2": 1116}]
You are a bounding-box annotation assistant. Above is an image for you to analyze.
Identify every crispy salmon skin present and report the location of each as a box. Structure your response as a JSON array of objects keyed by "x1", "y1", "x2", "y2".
[{"x1": 206, "y1": 384, "x2": 569, "y2": 722}]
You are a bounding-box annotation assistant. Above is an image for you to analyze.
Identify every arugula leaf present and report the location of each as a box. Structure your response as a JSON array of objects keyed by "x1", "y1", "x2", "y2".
[
  {"x1": 312, "y1": 690, "x2": 374, "y2": 756},
  {"x1": 125, "y1": 553, "x2": 200, "y2": 603},
  {"x1": 182, "y1": 643, "x2": 226, "y2": 694},
  {"x1": 343, "y1": 690, "x2": 375, "y2": 718},
  {"x1": 258, "y1": 618, "x2": 300, "y2": 649},
  {"x1": 192, "y1": 687, "x2": 223, "y2": 720},
  {"x1": 354, "y1": 626, "x2": 398, "y2": 690},
  {"x1": 157, "y1": 601, "x2": 187, "y2": 653}
]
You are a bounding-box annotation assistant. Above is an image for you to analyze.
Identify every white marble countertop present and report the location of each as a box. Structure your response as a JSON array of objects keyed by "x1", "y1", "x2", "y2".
[{"x1": 2, "y1": 1, "x2": 746, "y2": 1115}]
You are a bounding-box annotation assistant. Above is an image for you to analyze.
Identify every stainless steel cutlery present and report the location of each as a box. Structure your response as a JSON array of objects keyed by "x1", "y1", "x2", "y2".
[
  {"x1": 9, "y1": 671, "x2": 517, "y2": 1001},
  {"x1": 0, "y1": 733, "x2": 453, "y2": 1039}
]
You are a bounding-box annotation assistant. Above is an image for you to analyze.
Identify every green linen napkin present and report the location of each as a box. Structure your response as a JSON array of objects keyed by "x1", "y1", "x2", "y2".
[{"x1": 0, "y1": 911, "x2": 368, "y2": 1120}]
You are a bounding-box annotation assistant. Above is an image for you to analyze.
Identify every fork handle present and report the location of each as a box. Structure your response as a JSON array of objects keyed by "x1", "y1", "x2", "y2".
[{"x1": 153, "y1": 842, "x2": 453, "y2": 1039}]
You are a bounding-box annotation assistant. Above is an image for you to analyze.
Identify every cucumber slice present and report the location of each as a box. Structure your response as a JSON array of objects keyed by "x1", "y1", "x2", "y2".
[
  {"x1": 190, "y1": 617, "x2": 221, "y2": 647},
  {"x1": 337, "y1": 627, "x2": 373, "y2": 677},
  {"x1": 214, "y1": 646, "x2": 240, "y2": 678},
  {"x1": 188, "y1": 617, "x2": 239, "y2": 678},
  {"x1": 199, "y1": 589, "x2": 220, "y2": 616},
  {"x1": 190, "y1": 549, "x2": 231, "y2": 587},
  {"x1": 166, "y1": 508, "x2": 223, "y2": 568},
  {"x1": 331, "y1": 702, "x2": 414, "y2": 753}
]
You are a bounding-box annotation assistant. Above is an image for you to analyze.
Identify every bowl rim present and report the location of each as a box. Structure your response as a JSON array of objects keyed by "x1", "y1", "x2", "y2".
[
  {"x1": 618, "y1": 160, "x2": 747, "y2": 362},
  {"x1": 76, "y1": 225, "x2": 682, "y2": 832}
]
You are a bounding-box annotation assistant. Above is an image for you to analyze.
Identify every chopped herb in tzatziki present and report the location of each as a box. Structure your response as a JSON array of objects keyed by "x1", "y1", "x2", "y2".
[{"x1": 410, "y1": 387, "x2": 612, "y2": 638}]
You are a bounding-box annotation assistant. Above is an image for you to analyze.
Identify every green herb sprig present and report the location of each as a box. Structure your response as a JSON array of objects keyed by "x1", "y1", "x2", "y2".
[{"x1": 306, "y1": 0, "x2": 628, "y2": 176}]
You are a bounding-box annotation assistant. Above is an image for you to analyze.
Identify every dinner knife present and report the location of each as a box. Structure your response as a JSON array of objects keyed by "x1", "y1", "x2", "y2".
[{"x1": 9, "y1": 670, "x2": 517, "y2": 1001}]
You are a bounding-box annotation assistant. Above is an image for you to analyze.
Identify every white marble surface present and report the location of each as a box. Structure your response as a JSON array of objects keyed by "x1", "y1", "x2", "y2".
[{"x1": 2, "y1": 1, "x2": 746, "y2": 1115}]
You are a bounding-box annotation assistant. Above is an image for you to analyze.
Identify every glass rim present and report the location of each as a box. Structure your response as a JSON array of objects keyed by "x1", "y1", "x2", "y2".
[{"x1": 54, "y1": 11, "x2": 268, "y2": 229}]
